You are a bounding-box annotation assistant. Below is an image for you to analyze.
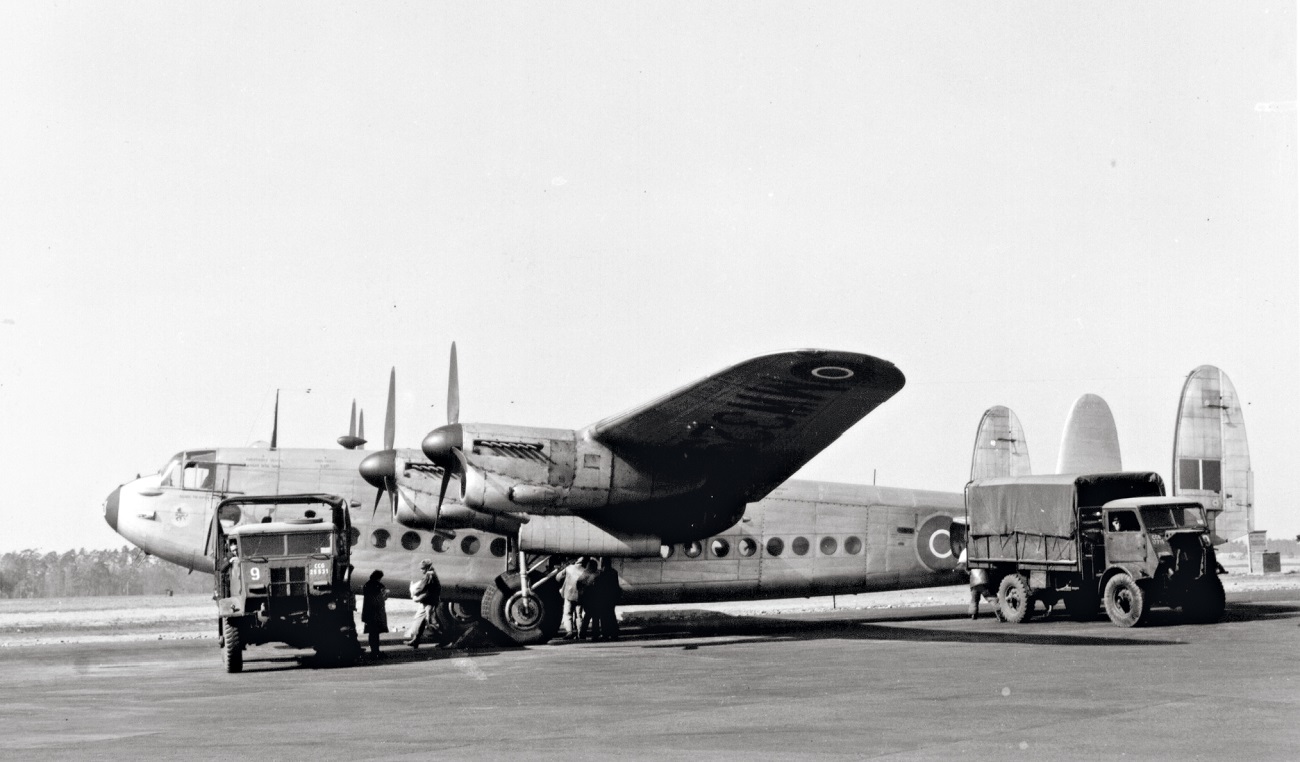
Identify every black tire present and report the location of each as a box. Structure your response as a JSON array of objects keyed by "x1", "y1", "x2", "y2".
[
  {"x1": 480, "y1": 573, "x2": 563, "y2": 646},
  {"x1": 1063, "y1": 589, "x2": 1099, "y2": 622},
  {"x1": 997, "y1": 574, "x2": 1033, "y2": 624},
  {"x1": 1103, "y1": 573, "x2": 1148, "y2": 628},
  {"x1": 1182, "y1": 575, "x2": 1226, "y2": 624},
  {"x1": 436, "y1": 601, "x2": 481, "y2": 642},
  {"x1": 222, "y1": 619, "x2": 243, "y2": 674}
]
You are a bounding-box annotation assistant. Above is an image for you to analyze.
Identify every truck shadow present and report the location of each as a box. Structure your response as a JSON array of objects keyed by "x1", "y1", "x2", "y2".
[{"x1": 237, "y1": 636, "x2": 507, "y2": 672}]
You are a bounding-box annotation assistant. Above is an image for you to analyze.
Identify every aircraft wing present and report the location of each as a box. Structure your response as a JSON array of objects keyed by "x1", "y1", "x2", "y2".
[{"x1": 585, "y1": 350, "x2": 905, "y2": 502}]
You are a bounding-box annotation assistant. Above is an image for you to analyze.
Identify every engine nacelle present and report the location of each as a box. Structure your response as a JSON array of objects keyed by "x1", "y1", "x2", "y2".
[{"x1": 395, "y1": 497, "x2": 524, "y2": 535}]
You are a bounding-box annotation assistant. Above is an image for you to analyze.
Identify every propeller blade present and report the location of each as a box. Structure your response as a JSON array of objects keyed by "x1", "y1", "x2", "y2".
[
  {"x1": 447, "y1": 342, "x2": 459, "y2": 425},
  {"x1": 388, "y1": 478, "x2": 399, "y2": 521},
  {"x1": 371, "y1": 486, "x2": 384, "y2": 519},
  {"x1": 383, "y1": 367, "x2": 396, "y2": 450},
  {"x1": 270, "y1": 390, "x2": 280, "y2": 450},
  {"x1": 453, "y1": 447, "x2": 470, "y2": 498},
  {"x1": 338, "y1": 399, "x2": 368, "y2": 449},
  {"x1": 435, "y1": 468, "x2": 452, "y2": 518},
  {"x1": 357, "y1": 409, "x2": 365, "y2": 449}
]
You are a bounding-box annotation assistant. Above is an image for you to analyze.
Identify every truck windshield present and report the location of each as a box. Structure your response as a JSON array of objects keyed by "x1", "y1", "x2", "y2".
[
  {"x1": 240, "y1": 532, "x2": 333, "y2": 557},
  {"x1": 1140, "y1": 505, "x2": 1206, "y2": 530}
]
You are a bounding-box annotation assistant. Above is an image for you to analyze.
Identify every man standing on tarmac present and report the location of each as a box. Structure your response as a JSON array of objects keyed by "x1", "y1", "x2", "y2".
[
  {"x1": 593, "y1": 560, "x2": 621, "y2": 641},
  {"x1": 405, "y1": 559, "x2": 441, "y2": 649},
  {"x1": 556, "y1": 556, "x2": 586, "y2": 639}
]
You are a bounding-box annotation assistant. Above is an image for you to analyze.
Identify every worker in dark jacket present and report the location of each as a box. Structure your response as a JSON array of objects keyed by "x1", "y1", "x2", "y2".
[
  {"x1": 361, "y1": 570, "x2": 389, "y2": 656},
  {"x1": 593, "y1": 560, "x2": 621, "y2": 641},
  {"x1": 575, "y1": 558, "x2": 601, "y2": 640}
]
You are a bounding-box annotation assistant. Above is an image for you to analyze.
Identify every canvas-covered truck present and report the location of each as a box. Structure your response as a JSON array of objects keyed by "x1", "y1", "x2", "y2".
[
  {"x1": 961, "y1": 472, "x2": 1225, "y2": 628},
  {"x1": 210, "y1": 494, "x2": 361, "y2": 672}
]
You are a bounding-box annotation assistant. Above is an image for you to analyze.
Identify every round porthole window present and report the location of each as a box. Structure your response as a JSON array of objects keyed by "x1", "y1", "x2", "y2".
[
  {"x1": 431, "y1": 535, "x2": 449, "y2": 553},
  {"x1": 684, "y1": 541, "x2": 702, "y2": 558},
  {"x1": 711, "y1": 539, "x2": 730, "y2": 558},
  {"x1": 370, "y1": 529, "x2": 390, "y2": 549},
  {"x1": 844, "y1": 536, "x2": 863, "y2": 555},
  {"x1": 461, "y1": 536, "x2": 481, "y2": 555},
  {"x1": 489, "y1": 538, "x2": 507, "y2": 557},
  {"x1": 792, "y1": 537, "x2": 810, "y2": 556},
  {"x1": 401, "y1": 531, "x2": 421, "y2": 551},
  {"x1": 660, "y1": 544, "x2": 674, "y2": 560},
  {"x1": 766, "y1": 537, "x2": 784, "y2": 557},
  {"x1": 738, "y1": 538, "x2": 757, "y2": 557},
  {"x1": 348, "y1": 527, "x2": 360, "y2": 548},
  {"x1": 820, "y1": 536, "x2": 838, "y2": 555}
]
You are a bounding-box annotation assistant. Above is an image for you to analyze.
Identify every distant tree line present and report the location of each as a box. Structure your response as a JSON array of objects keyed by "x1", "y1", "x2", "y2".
[{"x1": 0, "y1": 547, "x2": 211, "y2": 599}]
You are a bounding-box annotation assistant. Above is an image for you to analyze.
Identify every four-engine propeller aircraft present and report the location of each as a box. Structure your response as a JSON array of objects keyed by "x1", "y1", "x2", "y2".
[
  {"x1": 103, "y1": 348, "x2": 1250, "y2": 646},
  {"x1": 106, "y1": 347, "x2": 972, "y2": 644}
]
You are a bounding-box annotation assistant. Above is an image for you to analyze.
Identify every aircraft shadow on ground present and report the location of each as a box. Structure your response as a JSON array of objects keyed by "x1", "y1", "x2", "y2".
[{"x1": 622, "y1": 599, "x2": 1300, "y2": 652}]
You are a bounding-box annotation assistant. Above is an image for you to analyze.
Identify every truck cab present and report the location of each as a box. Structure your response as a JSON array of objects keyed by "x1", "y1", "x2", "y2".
[{"x1": 211, "y1": 494, "x2": 360, "y2": 672}]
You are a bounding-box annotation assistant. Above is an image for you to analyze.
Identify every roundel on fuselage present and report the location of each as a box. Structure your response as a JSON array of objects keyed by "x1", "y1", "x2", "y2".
[{"x1": 915, "y1": 514, "x2": 957, "y2": 571}]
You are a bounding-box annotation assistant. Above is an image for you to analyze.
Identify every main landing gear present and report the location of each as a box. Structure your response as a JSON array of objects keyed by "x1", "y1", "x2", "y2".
[{"x1": 479, "y1": 565, "x2": 563, "y2": 646}]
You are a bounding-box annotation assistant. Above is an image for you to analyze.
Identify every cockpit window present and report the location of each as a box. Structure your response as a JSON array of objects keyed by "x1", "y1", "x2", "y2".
[
  {"x1": 160, "y1": 450, "x2": 218, "y2": 490},
  {"x1": 182, "y1": 461, "x2": 217, "y2": 490}
]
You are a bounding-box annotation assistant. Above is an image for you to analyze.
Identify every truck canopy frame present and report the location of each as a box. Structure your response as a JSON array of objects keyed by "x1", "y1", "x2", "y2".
[{"x1": 965, "y1": 472, "x2": 1165, "y2": 539}]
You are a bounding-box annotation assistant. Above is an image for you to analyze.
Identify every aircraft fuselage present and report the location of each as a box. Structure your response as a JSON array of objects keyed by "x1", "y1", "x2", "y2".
[{"x1": 105, "y1": 446, "x2": 963, "y2": 605}]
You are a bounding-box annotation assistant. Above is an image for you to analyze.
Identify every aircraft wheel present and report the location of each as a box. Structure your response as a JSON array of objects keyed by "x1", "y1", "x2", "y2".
[
  {"x1": 436, "y1": 601, "x2": 481, "y2": 642},
  {"x1": 222, "y1": 619, "x2": 243, "y2": 674},
  {"x1": 1182, "y1": 575, "x2": 1225, "y2": 624},
  {"x1": 1063, "y1": 589, "x2": 1099, "y2": 622},
  {"x1": 481, "y1": 573, "x2": 562, "y2": 646},
  {"x1": 1103, "y1": 573, "x2": 1149, "y2": 628},
  {"x1": 997, "y1": 574, "x2": 1033, "y2": 624}
]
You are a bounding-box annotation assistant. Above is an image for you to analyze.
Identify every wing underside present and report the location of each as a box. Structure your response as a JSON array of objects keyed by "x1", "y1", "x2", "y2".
[{"x1": 584, "y1": 349, "x2": 905, "y2": 502}]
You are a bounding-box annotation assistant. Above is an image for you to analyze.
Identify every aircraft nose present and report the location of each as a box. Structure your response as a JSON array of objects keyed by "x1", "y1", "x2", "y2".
[{"x1": 103, "y1": 486, "x2": 121, "y2": 531}]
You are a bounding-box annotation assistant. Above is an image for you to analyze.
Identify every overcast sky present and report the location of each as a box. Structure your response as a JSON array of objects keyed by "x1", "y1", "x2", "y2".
[{"x1": 2, "y1": 2, "x2": 1296, "y2": 553}]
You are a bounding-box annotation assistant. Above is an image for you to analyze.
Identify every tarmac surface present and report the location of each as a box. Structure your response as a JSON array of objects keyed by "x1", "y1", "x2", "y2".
[{"x1": 2, "y1": 587, "x2": 1298, "y2": 760}]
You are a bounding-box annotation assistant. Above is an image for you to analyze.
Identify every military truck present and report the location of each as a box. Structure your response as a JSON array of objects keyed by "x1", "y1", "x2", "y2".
[
  {"x1": 210, "y1": 494, "x2": 361, "y2": 672},
  {"x1": 961, "y1": 472, "x2": 1224, "y2": 627}
]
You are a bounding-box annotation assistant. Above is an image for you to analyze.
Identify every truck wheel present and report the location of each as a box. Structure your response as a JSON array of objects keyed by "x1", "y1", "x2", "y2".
[
  {"x1": 1103, "y1": 573, "x2": 1148, "y2": 627},
  {"x1": 481, "y1": 572, "x2": 563, "y2": 646},
  {"x1": 997, "y1": 574, "x2": 1033, "y2": 624},
  {"x1": 1063, "y1": 590, "x2": 1099, "y2": 622},
  {"x1": 1182, "y1": 575, "x2": 1226, "y2": 624},
  {"x1": 222, "y1": 619, "x2": 243, "y2": 674}
]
